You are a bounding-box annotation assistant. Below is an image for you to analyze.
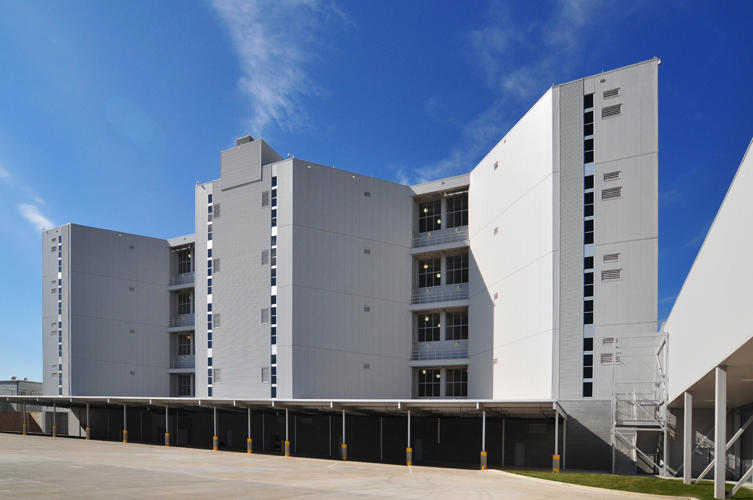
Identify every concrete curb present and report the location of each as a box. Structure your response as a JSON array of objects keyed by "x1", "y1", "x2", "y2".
[{"x1": 486, "y1": 469, "x2": 697, "y2": 500}]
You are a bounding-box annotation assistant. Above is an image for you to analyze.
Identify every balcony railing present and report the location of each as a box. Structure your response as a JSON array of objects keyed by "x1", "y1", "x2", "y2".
[
  {"x1": 411, "y1": 348, "x2": 468, "y2": 361},
  {"x1": 412, "y1": 226, "x2": 468, "y2": 248},
  {"x1": 411, "y1": 283, "x2": 469, "y2": 305},
  {"x1": 170, "y1": 272, "x2": 195, "y2": 286},
  {"x1": 170, "y1": 357, "x2": 195, "y2": 369},
  {"x1": 169, "y1": 314, "x2": 195, "y2": 328}
]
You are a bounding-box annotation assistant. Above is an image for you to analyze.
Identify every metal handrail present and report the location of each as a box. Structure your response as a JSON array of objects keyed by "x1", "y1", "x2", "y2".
[
  {"x1": 170, "y1": 357, "x2": 195, "y2": 369},
  {"x1": 412, "y1": 226, "x2": 468, "y2": 248},
  {"x1": 169, "y1": 314, "x2": 195, "y2": 327},
  {"x1": 411, "y1": 349, "x2": 468, "y2": 361},
  {"x1": 411, "y1": 283, "x2": 469, "y2": 304},
  {"x1": 170, "y1": 272, "x2": 195, "y2": 286}
]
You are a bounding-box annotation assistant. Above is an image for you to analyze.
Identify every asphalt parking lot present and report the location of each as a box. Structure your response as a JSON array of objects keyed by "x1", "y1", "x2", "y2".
[{"x1": 0, "y1": 433, "x2": 673, "y2": 499}]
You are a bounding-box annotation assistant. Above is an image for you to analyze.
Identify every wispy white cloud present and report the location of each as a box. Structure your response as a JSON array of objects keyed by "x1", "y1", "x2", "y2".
[
  {"x1": 210, "y1": 0, "x2": 349, "y2": 134},
  {"x1": 18, "y1": 204, "x2": 55, "y2": 232},
  {"x1": 399, "y1": 0, "x2": 599, "y2": 184},
  {"x1": 0, "y1": 165, "x2": 12, "y2": 184}
]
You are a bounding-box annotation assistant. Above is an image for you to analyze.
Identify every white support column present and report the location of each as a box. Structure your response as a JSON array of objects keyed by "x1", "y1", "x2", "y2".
[
  {"x1": 284, "y1": 408, "x2": 290, "y2": 456},
  {"x1": 247, "y1": 407, "x2": 252, "y2": 454},
  {"x1": 212, "y1": 407, "x2": 218, "y2": 451},
  {"x1": 663, "y1": 407, "x2": 669, "y2": 477},
  {"x1": 481, "y1": 411, "x2": 486, "y2": 452},
  {"x1": 553, "y1": 412, "x2": 560, "y2": 473},
  {"x1": 164, "y1": 406, "x2": 169, "y2": 446},
  {"x1": 480, "y1": 410, "x2": 487, "y2": 470},
  {"x1": 406, "y1": 410, "x2": 412, "y2": 466},
  {"x1": 714, "y1": 366, "x2": 727, "y2": 500},
  {"x1": 683, "y1": 392, "x2": 693, "y2": 484},
  {"x1": 341, "y1": 410, "x2": 347, "y2": 460}
]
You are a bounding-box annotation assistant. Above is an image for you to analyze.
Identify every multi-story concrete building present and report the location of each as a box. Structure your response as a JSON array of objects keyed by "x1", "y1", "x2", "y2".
[{"x1": 38, "y1": 59, "x2": 662, "y2": 471}]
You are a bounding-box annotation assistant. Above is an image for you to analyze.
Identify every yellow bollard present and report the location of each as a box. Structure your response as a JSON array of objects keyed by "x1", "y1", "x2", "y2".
[
  {"x1": 341, "y1": 443, "x2": 348, "y2": 461},
  {"x1": 52, "y1": 424, "x2": 57, "y2": 438},
  {"x1": 123, "y1": 429, "x2": 128, "y2": 443},
  {"x1": 406, "y1": 447, "x2": 413, "y2": 466},
  {"x1": 164, "y1": 432, "x2": 170, "y2": 446},
  {"x1": 480, "y1": 450, "x2": 488, "y2": 470},
  {"x1": 85, "y1": 427, "x2": 91, "y2": 440},
  {"x1": 284, "y1": 440, "x2": 291, "y2": 456},
  {"x1": 213, "y1": 435, "x2": 219, "y2": 451},
  {"x1": 247, "y1": 437, "x2": 253, "y2": 454},
  {"x1": 552, "y1": 454, "x2": 561, "y2": 473}
]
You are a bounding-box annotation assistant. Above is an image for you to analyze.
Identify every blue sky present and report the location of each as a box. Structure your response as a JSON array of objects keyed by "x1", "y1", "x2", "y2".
[{"x1": 1, "y1": 0, "x2": 752, "y2": 380}]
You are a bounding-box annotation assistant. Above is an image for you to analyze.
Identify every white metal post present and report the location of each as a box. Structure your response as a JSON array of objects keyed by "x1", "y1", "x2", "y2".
[
  {"x1": 683, "y1": 392, "x2": 693, "y2": 484},
  {"x1": 482, "y1": 411, "x2": 486, "y2": 452},
  {"x1": 663, "y1": 403, "x2": 669, "y2": 477},
  {"x1": 555, "y1": 413, "x2": 559, "y2": 456},
  {"x1": 714, "y1": 367, "x2": 727, "y2": 499},
  {"x1": 407, "y1": 410, "x2": 411, "y2": 447}
]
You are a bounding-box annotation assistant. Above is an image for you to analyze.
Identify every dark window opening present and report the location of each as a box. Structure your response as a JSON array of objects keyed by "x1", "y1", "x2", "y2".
[
  {"x1": 446, "y1": 310, "x2": 469, "y2": 340},
  {"x1": 446, "y1": 193, "x2": 468, "y2": 228},
  {"x1": 418, "y1": 199, "x2": 442, "y2": 233},
  {"x1": 418, "y1": 369, "x2": 440, "y2": 397},
  {"x1": 446, "y1": 253, "x2": 469, "y2": 284},
  {"x1": 418, "y1": 258, "x2": 442, "y2": 288},
  {"x1": 417, "y1": 313, "x2": 440, "y2": 342}
]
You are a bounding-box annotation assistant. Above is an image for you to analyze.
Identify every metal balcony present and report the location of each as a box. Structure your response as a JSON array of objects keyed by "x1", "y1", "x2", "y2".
[
  {"x1": 169, "y1": 357, "x2": 195, "y2": 369},
  {"x1": 170, "y1": 272, "x2": 195, "y2": 286},
  {"x1": 411, "y1": 347, "x2": 468, "y2": 361},
  {"x1": 412, "y1": 226, "x2": 468, "y2": 248},
  {"x1": 411, "y1": 283, "x2": 469, "y2": 305},
  {"x1": 169, "y1": 314, "x2": 195, "y2": 328}
]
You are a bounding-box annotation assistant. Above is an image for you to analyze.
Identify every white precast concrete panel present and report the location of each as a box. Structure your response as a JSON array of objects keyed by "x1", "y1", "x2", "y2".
[
  {"x1": 289, "y1": 160, "x2": 413, "y2": 398},
  {"x1": 665, "y1": 139, "x2": 753, "y2": 402},
  {"x1": 468, "y1": 90, "x2": 555, "y2": 399}
]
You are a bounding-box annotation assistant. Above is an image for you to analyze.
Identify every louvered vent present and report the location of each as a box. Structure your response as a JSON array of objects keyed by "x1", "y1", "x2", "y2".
[
  {"x1": 213, "y1": 314, "x2": 220, "y2": 327},
  {"x1": 603, "y1": 253, "x2": 620, "y2": 263},
  {"x1": 213, "y1": 203, "x2": 221, "y2": 218},
  {"x1": 261, "y1": 249, "x2": 269, "y2": 265},
  {"x1": 602, "y1": 104, "x2": 622, "y2": 118},
  {"x1": 603, "y1": 171, "x2": 621, "y2": 182},
  {"x1": 603, "y1": 88, "x2": 620, "y2": 99},
  {"x1": 213, "y1": 368, "x2": 221, "y2": 382},
  {"x1": 601, "y1": 269, "x2": 622, "y2": 281},
  {"x1": 603, "y1": 337, "x2": 615, "y2": 344},
  {"x1": 602, "y1": 186, "x2": 623, "y2": 200},
  {"x1": 261, "y1": 308, "x2": 269, "y2": 323},
  {"x1": 261, "y1": 191, "x2": 269, "y2": 207},
  {"x1": 601, "y1": 353, "x2": 613, "y2": 364}
]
